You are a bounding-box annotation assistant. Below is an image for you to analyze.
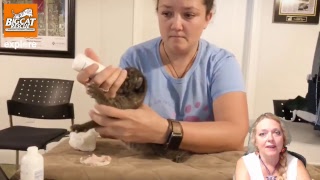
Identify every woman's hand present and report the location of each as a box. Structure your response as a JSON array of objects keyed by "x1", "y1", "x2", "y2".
[
  {"x1": 89, "y1": 104, "x2": 169, "y2": 144},
  {"x1": 76, "y1": 48, "x2": 127, "y2": 98}
]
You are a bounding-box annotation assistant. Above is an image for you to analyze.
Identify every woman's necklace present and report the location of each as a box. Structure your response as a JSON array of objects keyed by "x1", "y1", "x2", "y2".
[
  {"x1": 259, "y1": 155, "x2": 278, "y2": 180},
  {"x1": 162, "y1": 41, "x2": 198, "y2": 78}
]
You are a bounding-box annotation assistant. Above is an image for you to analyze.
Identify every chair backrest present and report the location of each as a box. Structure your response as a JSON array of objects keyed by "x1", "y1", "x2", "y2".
[
  {"x1": 273, "y1": 99, "x2": 293, "y2": 120},
  {"x1": 11, "y1": 78, "x2": 73, "y2": 105},
  {"x1": 7, "y1": 78, "x2": 75, "y2": 120},
  {"x1": 288, "y1": 151, "x2": 307, "y2": 167}
]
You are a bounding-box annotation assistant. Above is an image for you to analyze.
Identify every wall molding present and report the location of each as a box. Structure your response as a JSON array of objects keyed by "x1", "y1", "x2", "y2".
[{"x1": 242, "y1": 0, "x2": 262, "y2": 119}]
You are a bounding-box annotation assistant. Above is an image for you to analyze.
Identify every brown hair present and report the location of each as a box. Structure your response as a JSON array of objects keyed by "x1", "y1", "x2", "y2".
[
  {"x1": 156, "y1": 0, "x2": 215, "y2": 16},
  {"x1": 250, "y1": 113, "x2": 290, "y2": 180}
]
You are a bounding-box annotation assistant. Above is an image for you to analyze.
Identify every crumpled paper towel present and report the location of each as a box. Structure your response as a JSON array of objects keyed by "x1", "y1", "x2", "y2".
[
  {"x1": 80, "y1": 153, "x2": 112, "y2": 166},
  {"x1": 69, "y1": 128, "x2": 98, "y2": 152}
]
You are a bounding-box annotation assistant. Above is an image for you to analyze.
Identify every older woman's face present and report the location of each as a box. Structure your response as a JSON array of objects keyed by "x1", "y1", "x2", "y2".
[{"x1": 255, "y1": 118, "x2": 284, "y2": 156}]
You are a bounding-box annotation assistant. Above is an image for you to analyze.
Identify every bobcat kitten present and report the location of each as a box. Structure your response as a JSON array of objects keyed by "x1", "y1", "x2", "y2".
[
  {"x1": 71, "y1": 67, "x2": 146, "y2": 132},
  {"x1": 71, "y1": 67, "x2": 190, "y2": 162}
]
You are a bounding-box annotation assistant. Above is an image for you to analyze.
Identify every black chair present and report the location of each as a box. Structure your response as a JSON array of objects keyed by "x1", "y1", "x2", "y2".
[
  {"x1": 0, "y1": 78, "x2": 75, "y2": 168},
  {"x1": 273, "y1": 99, "x2": 311, "y2": 123},
  {"x1": 288, "y1": 150, "x2": 307, "y2": 167},
  {"x1": 273, "y1": 99, "x2": 291, "y2": 120}
]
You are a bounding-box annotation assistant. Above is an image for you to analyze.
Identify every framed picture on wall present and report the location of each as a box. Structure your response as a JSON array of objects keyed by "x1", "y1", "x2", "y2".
[
  {"x1": 273, "y1": 0, "x2": 320, "y2": 24},
  {"x1": 0, "y1": 0, "x2": 75, "y2": 58}
]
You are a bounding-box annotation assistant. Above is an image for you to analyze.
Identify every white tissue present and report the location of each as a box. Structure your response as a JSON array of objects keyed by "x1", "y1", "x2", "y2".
[
  {"x1": 80, "y1": 154, "x2": 112, "y2": 166},
  {"x1": 69, "y1": 129, "x2": 98, "y2": 152}
]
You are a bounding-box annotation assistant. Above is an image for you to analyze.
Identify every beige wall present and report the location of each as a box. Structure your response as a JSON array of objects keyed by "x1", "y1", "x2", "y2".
[{"x1": 249, "y1": 0, "x2": 320, "y2": 118}]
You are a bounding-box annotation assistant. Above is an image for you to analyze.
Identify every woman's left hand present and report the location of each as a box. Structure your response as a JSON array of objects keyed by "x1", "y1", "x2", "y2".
[{"x1": 89, "y1": 104, "x2": 169, "y2": 144}]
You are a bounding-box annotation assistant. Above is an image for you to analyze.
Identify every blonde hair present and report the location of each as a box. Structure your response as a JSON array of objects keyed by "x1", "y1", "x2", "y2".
[{"x1": 248, "y1": 113, "x2": 291, "y2": 180}]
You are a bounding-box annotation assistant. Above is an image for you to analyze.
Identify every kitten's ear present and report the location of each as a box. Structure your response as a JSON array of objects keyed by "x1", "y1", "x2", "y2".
[{"x1": 135, "y1": 77, "x2": 144, "y2": 89}]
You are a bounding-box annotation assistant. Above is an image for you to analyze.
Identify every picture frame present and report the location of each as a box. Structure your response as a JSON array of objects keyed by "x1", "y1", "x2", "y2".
[
  {"x1": 273, "y1": 0, "x2": 320, "y2": 24},
  {"x1": 0, "y1": 0, "x2": 75, "y2": 58}
]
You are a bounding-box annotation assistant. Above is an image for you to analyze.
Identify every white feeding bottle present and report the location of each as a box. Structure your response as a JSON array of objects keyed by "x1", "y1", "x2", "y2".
[
  {"x1": 20, "y1": 146, "x2": 44, "y2": 180},
  {"x1": 72, "y1": 54, "x2": 105, "y2": 74}
]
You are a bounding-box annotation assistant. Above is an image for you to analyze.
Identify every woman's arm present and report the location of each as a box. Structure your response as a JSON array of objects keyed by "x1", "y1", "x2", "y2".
[
  {"x1": 235, "y1": 158, "x2": 250, "y2": 180},
  {"x1": 179, "y1": 92, "x2": 249, "y2": 153},
  {"x1": 297, "y1": 160, "x2": 312, "y2": 180},
  {"x1": 91, "y1": 91, "x2": 248, "y2": 153}
]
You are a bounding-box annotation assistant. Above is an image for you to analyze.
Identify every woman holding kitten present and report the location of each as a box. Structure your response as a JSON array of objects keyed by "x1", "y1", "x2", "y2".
[{"x1": 77, "y1": 0, "x2": 248, "y2": 154}]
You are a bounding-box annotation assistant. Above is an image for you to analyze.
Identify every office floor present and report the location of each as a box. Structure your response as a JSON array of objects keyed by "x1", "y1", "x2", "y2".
[{"x1": 284, "y1": 122, "x2": 320, "y2": 165}]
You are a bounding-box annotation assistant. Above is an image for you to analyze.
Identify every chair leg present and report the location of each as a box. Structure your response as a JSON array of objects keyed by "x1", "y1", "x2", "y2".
[
  {"x1": 9, "y1": 115, "x2": 13, "y2": 127},
  {"x1": 0, "y1": 166, "x2": 9, "y2": 180},
  {"x1": 15, "y1": 150, "x2": 19, "y2": 170}
]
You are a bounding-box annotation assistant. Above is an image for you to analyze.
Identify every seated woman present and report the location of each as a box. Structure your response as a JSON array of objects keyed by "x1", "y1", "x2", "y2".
[{"x1": 235, "y1": 113, "x2": 311, "y2": 180}]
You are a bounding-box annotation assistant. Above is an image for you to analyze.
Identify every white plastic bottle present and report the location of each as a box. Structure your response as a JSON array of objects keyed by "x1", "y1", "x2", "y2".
[
  {"x1": 72, "y1": 54, "x2": 105, "y2": 74},
  {"x1": 20, "y1": 146, "x2": 44, "y2": 180}
]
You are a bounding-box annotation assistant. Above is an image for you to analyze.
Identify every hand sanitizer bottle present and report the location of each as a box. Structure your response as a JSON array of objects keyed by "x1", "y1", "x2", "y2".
[{"x1": 20, "y1": 146, "x2": 44, "y2": 180}]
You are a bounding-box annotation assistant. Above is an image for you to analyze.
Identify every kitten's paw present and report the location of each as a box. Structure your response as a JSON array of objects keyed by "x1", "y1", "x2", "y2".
[
  {"x1": 70, "y1": 124, "x2": 89, "y2": 132},
  {"x1": 86, "y1": 83, "x2": 108, "y2": 102},
  {"x1": 169, "y1": 151, "x2": 191, "y2": 163},
  {"x1": 86, "y1": 83, "x2": 99, "y2": 96}
]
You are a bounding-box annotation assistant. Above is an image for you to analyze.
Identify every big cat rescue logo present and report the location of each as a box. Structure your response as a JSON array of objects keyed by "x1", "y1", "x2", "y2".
[{"x1": 3, "y1": 4, "x2": 38, "y2": 37}]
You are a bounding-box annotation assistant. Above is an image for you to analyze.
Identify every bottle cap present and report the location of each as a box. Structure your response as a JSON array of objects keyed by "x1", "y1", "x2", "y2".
[{"x1": 27, "y1": 146, "x2": 38, "y2": 153}]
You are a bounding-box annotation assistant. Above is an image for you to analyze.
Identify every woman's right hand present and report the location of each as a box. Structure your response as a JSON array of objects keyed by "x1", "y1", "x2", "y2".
[{"x1": 76, "y1": 48, "x2": 128, "y2": 98}]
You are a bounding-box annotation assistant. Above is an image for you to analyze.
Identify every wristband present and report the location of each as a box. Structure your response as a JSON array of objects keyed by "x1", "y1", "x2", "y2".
[
  {"x1": 164, "y1": 119, "x2": 183, "y2": 150},
  {"x1": 164, "y1": 119, "x2": 173, "y2": 143}
]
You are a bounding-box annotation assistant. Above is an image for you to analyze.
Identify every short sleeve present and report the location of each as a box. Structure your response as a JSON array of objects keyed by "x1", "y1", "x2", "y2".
[
  {"x1": 210, "y1": 55, "x2": 245, "y2": 103},
  {"x1": 119, "y1": 48, "x2": 133, "y2": 69}
]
